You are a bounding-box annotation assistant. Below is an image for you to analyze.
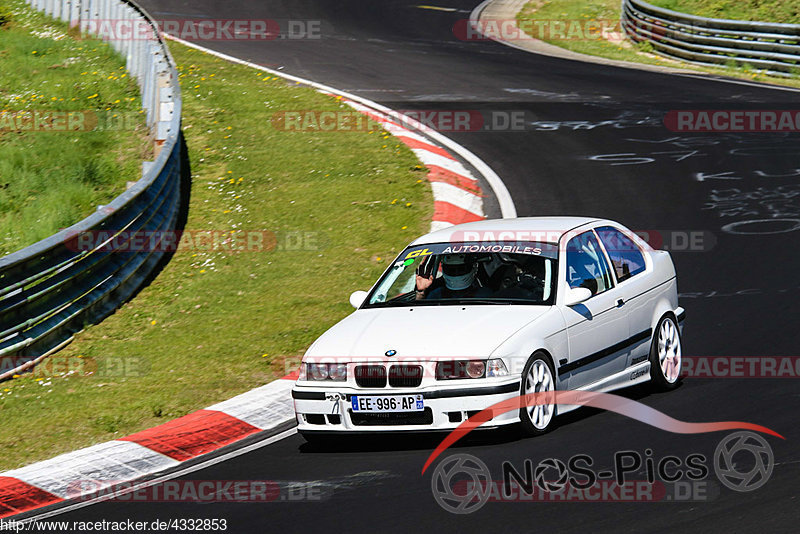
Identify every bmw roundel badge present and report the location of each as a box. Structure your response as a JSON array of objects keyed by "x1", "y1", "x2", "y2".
[{"x1": 385, "y1": 350, "x2": 397, "y2": 357}]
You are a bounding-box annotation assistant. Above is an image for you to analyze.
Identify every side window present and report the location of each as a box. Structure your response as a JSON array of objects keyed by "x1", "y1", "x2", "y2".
[
  {"x1": 566, "y1": 232, "x2": 613, "y2": 295},
  {"x1": 595, "y1": 226, "x2": 646, "y2": 282}
]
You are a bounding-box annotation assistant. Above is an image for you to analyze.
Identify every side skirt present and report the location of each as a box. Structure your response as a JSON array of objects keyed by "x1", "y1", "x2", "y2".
[{"x1": 556, "y1": 361, "x2": 652, "y2": 416}]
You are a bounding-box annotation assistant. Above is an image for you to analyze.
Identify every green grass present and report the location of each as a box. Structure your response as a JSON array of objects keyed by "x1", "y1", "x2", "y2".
[
  {"x1": 517, "y1": 0, "x2": 800, "y2": 87},
  {"x1": 650, "y1": 0, "x2": 800, "y2": 24},
  {"x1": 0, "y1": 0, "x2": 149, "y2": 256},
  {"x1": 0, "y1": 40, "x2": 432, "y2": 470}
]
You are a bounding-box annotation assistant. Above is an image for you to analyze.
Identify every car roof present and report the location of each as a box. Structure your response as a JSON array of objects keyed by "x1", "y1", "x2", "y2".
[{"x1": 410, "y1": 216, "x2": 609, "y2": 246}]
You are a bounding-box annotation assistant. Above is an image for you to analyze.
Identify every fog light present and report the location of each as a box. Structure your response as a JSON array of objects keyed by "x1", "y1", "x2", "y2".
[
  {"x1": 466, "y1": 361, "x2": 486, "y2": 379},
  {"x1": 486, "y1": 359, "x2": 508, "y2": 377}
]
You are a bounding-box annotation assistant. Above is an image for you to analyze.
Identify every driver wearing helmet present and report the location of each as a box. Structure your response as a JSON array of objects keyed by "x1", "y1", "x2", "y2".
[{"x1": 415, "y1": 254, "x2": 489, "y2": 300}]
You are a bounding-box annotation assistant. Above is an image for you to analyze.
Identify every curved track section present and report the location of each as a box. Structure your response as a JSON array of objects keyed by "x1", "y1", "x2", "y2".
[{"x1": 32, "y1": 1, "x2": 800, "y2": 531}]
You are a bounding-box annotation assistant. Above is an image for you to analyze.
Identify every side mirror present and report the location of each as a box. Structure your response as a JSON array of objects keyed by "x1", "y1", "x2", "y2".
[
  {"x1": 349, "y1": 290, "x2": 368, "y2": 309},
  {"x1": 564, "y1": 287, "x2": 592, "y2": 306}
]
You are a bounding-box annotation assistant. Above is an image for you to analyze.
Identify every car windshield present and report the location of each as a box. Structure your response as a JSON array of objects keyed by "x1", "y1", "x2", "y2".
[{"x1": 364, "y1": 242, "x2": 558, "y2": 307}]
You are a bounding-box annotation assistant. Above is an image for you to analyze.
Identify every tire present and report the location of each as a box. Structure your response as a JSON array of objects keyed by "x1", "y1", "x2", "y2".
[
  {"x1": 649, "y1": 314, "x2": 683, "y2": 391},
  {"x1": 518, "y1": 352, "x2": 557, "y2": 436}
]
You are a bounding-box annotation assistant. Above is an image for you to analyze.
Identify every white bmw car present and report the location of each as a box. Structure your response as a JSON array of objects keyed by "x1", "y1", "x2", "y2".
[{"x1": 292, "y1": 217, "x2": 684, "y2": 440}]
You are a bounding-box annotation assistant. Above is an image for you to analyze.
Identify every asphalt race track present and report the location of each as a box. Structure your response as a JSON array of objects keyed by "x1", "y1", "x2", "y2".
[{"x1": 52, "y1": 1, "x2": 800, "y2": 531}]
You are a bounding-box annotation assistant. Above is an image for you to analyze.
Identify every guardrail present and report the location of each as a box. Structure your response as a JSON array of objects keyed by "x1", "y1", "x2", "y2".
[
  {"x1": 622, "y1": 0, "x2": 800, "y2": 76},
  {"x1": 0, "y1": 0, "x2": 183, "y2": 379}
]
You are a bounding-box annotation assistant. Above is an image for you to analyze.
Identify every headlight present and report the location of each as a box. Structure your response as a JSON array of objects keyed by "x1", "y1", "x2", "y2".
[
  {"x1": 305, "y1": 363, "x2": 347, "y2": 381},
  {"x1": 486, "y1": 359, "x2": 508, "y2": 377},
  {"x1": 328, "y1": 363, "x2": 347, "y2": 380},
  {"x1": 466, "y1": 361, "x2": 486, "y2": 379},
  {"x1": 308, "y1": 363, "x2": 329, "y2": 380},
  {"x1": 436, "y1": 360, "x2": 486, "y2": 380}
]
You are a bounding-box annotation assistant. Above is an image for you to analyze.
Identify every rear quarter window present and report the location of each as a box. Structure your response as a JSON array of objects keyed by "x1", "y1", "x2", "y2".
[{"x1": 595, "y1": 226, "x2": 646, "y2": 282}]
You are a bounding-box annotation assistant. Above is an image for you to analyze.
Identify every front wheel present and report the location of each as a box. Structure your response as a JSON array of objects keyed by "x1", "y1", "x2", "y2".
[
  {"x1": 519, "y1": 353, "x2": 557, "y2": 436},
  {"x1": 649, "y1": 315, "x2": 682, "y2": 391}
]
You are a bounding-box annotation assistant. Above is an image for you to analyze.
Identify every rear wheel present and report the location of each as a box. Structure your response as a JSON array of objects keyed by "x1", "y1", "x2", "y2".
[
  {"x1": 519, "y1": 353, "x2": 557, "y2": 436},
  {"x1": 650, "y1": 315, "x2": 682, "y2": 391}
]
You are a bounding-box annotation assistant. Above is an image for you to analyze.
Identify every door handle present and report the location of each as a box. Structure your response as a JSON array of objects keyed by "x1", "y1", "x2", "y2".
[{"x1": 616, "y1": 298, "x2": 625, "y2": 307}]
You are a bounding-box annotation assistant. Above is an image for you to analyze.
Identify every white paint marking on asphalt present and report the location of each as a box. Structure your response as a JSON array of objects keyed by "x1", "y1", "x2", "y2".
[{"x1": 416, "y1": 5, "x2": 458, "y2": 12}]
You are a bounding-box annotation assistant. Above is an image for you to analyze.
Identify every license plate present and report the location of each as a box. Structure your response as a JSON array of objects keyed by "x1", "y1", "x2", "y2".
[{"x1": 351, "y1": 395, "x2": 424, "y2": 413}]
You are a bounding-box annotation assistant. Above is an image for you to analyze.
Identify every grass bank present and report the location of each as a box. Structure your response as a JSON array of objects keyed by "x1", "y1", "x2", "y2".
[
  {"x1": 517, "y1": 0, "x2": 800, "y2": 88},
  {"x1": 0, "y1": 39, "x2": 432, "y2": 469},
  {"x1": 650, "y1": 0, "x2": 800, "y2": 24},
  {"x1": 0, "y1": 0, "x2": 149, "y2": 256}
]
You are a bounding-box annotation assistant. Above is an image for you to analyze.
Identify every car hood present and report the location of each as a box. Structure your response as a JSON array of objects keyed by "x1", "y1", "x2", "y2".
[{"x1": 305, "y1": 305, "x2": 552, "y2": 359}]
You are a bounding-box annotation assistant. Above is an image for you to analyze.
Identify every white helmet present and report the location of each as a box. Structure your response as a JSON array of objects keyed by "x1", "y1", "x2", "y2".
[{"x1": 442, "y1": 254, "x2": 477, "y2": 290}]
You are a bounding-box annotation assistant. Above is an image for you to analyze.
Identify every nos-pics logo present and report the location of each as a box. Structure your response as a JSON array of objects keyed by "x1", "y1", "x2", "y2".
[{"x1": 430, "y1": 431, "x2": 775, "y2": 514}]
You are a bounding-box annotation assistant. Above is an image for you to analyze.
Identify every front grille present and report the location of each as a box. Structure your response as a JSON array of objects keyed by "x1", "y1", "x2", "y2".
[
  {"x1": 389, "y1": 365, "x2": 423, "y2": 388},
  {"x1": 355, "y1": 365, "x2": 387, "y2": 388},
  {"x1": 349, "y1": 408, "x2": 433, "y2": 426}
]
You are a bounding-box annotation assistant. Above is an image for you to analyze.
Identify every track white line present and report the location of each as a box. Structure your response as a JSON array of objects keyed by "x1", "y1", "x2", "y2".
[{"x1": 164, "y1": 34, "x2": 517, "y2": 218}]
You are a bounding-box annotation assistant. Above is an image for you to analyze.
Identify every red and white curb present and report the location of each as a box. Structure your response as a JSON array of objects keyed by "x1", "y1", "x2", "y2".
[
  {"x1": 0, "y1": 376, "x2": 296, "y2": 517},
  {"x1": 330, "y1": 98, "x2": 486, "y2": 231},
  {"x1": 0, "y1": 36, "x2": 514, "y2": 520}
]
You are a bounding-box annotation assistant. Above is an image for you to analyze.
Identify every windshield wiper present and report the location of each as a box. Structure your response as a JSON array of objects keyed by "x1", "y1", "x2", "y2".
[{"x1": 439, "y1": 299, "x2": 529, "y2": 305}]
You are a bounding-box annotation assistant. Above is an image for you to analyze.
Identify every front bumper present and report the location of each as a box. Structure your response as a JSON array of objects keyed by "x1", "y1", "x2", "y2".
[{"x1": 292, "y1": 379, "x2": 521, "y2": 432}]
